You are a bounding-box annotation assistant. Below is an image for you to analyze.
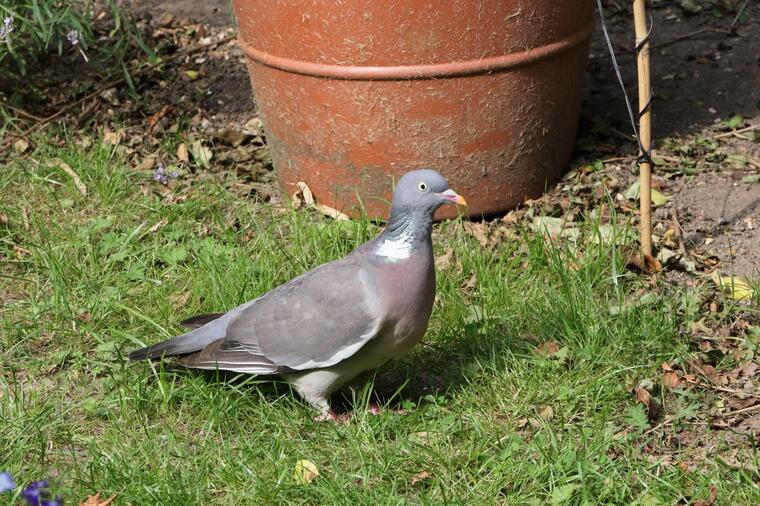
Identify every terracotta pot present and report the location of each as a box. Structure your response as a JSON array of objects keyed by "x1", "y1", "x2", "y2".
[{"x1": 233, "y1": 0, "x2": 593, "y2": 219}]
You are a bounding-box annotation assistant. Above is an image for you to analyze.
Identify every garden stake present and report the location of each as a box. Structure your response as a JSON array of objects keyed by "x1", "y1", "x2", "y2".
[{"x1": 633, "y1": 0, "x2": 653, "y2": 257}]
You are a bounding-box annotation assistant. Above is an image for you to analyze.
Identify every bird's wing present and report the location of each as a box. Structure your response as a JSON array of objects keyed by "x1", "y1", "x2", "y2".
[{"x1": 182, "y1": 259, "x2": 386, "y2": 372}]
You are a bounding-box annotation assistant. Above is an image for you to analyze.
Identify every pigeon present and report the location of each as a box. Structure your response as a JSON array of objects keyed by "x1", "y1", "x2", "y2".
[{"x1": 129, "y1": 169, "x2": 466, "y2": 420}]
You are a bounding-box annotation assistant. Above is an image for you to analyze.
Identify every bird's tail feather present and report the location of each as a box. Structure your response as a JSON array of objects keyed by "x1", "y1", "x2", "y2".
[{"x1": 128, "y1": 330, "x2": 221, "y2": 361}]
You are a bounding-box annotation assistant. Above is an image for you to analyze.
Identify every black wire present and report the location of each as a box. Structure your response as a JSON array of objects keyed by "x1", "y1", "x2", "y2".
[{"x1": 594, "y1": 0, "x2": 655, "y2": 166}]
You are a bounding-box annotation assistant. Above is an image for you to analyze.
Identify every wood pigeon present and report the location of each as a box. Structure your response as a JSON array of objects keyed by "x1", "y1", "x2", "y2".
[{"x1": 129, "y1": 169, "x2": 466, "y2": 420}]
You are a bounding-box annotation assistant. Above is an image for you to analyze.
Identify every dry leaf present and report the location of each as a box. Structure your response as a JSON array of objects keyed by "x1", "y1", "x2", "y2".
[
  {"x1": 621, "y1": 245, "x2": 661, "y2": 274},
  {"x1": 102, "y1": 129, "x2": 122, "y2": 145},
  {"x1": 190, "y1": 140, "x2": 213, "y2": 169},
  {"x1": 461, "y1": 271, "x2": 477, "y2": 290},
  {"x1": 293, "y1": 459, "x2": 319, "y2": 484},
  {"x1": 294, "y1": 182, "x2": 350, "y2": 220},
  {"x1": 435, "y1": 248, "x2": 454, "y2": 271},
  {"x1": 410, "y1": 470, "x2": 431, "y2": 485},
  {"x1": 463, "y1": 221, "x2": 490, "y2": 248},
  {"x1": 315, "y1": 203, "x2": 350, "y2": 221},
  {"x1": 663, "y1": 371, "x2": 683, "y2": 389},
  {"x1": 296, "y1": 181, "x2": 315, "y2": 206},
  {"x1": 177, "y1": 143, "x2": 189, "y2": 163},
  {"x1": 13, "y1": 138, "x2": 30, "y2": 153},
  {"x1": 632, "y1": 386, "x2": 658, "y2": 420},
  {"x1": 693, "y1": 485, "x2": 717, "y2": 506},
  {"x1": 135, "y1": 157, "x2": 156, "y2": 171},
  {"x1": 78, "y1": 492, "x2": 116, "y2": 506},
  {"x1": 538, "y1": 405, "x2": 554, "y2": 420},
  {"x1": 213, "y1": 128, "x2": 250, "y2": 147},
  {"x1": 48, "y1": 158, "x2": 87, "y2": 196},
  {"x1": 169, "y1": 291, "x2": 191, "y2": 310},
  {"x1": 535, "y1": 341, "x2": 561, "y2": 356},
  {"x1": 146, "y1": 105, "x2": 173, "y2": 130}
]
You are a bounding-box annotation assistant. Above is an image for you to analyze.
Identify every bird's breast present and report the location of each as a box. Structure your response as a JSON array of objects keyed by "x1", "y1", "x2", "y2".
[{"x1": 373, "y1": 251, "x2": 435, "y2": 355}]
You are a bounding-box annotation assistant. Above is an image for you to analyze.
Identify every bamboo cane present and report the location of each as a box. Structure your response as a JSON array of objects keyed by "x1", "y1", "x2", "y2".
[{"x1": 633, "y1": 0, "x2": 653, "y2": 257}]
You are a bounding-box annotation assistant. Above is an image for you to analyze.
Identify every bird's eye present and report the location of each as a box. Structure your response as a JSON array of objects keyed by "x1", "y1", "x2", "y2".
[{"x1": 418, "y1": 182, "x2": 428, "y2": 192}]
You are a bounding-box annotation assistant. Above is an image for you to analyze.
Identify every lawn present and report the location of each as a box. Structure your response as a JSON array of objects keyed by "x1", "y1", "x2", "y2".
[{"x1": 1, "y1": 137, "x2": 757, "y2": 504}]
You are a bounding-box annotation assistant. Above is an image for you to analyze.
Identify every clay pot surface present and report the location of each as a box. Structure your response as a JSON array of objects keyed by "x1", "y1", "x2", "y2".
[{"x1": 234, "y1": 0, "x2": 593, "y2": 219}]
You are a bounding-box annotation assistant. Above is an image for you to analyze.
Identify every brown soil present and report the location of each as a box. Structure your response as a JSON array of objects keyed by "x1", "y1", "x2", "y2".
[{"x1": 675, "y1": 173, "x2": 760, "y2": 278}]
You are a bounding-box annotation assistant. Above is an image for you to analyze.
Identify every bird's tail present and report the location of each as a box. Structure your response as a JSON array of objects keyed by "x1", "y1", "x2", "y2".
[{"x1": 128, "y1": 329, "x2": 220, "y2": 361}]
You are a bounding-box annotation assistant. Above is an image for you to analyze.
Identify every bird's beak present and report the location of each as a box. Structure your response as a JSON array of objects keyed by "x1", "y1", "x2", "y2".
[{"x1": 438, "y1": 189, "x2": 467, "y2": 206}]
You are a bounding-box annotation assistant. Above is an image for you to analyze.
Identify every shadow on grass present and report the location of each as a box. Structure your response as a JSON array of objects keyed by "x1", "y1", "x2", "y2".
[{"x1": 132, "y1": 322, "x2": 531, "y2": 416}]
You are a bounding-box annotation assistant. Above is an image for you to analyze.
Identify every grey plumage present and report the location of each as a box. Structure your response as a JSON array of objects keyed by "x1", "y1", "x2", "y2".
[{"x1": 129, "y1": 169, "x2": 466, "y2": 418}]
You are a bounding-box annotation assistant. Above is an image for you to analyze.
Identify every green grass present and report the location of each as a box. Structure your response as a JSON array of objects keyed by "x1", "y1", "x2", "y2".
[{"x1": 1, "y1": 137, "x2": 758, "y2": 504}]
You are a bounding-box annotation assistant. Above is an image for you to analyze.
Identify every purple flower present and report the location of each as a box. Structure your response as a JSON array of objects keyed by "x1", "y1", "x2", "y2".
[
  {"x1": 66, "y1": 29, "x2": 80, "y2": 46},
  {"x1": 21, "y1": 480, "x2": 49, "y2": 505},
  {"x1": 0, "y1": 471, "x2": 15, "y2": 493},
  {"x1": 21, "y1": 481, "x2": 60, "y2": 506},
  {"x1": 0, "y1": 16, "x2": 13, "y2": 43},
  {"x1": 153, "y1": 163, "x2": 179, "y2": 185}
]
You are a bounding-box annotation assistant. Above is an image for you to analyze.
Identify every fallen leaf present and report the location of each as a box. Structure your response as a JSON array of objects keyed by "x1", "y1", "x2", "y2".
[
  {"x1": 293, "y1": 459, "x2": 319, "y2": 485},
  {"x1": 651, "y1": 189, "x2": 669, "y2": 207},
  {"x1": 213, "y1": 128, "x2": 250, "y2": 147},
  {"x1": 13, "y1": 138, "x2": 30, "y2": 153},
  {"x1": 410, "y1": 470, "x2": 431, "y2": 485},
  {"x1": 621, "y1": 245, "x2": 661, "y2": 274},
  {"x1": 535, "y1": 341, "x2": 561, "y2": 356},
  {"x1": 102, "y1": 129, "x2": 122, "y2": 145},
  {"x1": 177, "y1": 143, "x2": 189, "y2": 163},
  {"x1": 315, "y1": 203, "x2": 350, "y2": 221},
  {"x1": 169, "y1": 291, "x2": 191, "y2": 310},
  {"x1": 296, "y1": 181, "x2": 315, "y2": 206},
  {"x1": 463, "y1": 221, "x2": 490, "y2": 247},
  {"x1": 632, "y1": 386, "x2": 658, "y2": 420},
  {"x1": 135, "y1": 157, "x2": 156, "y2": 171},
  {"x1": 148, "y1": 219, "x2": 168, "y2": 233},
  {"x1": 538, "y1": 405, "x2": 554, "y2": 420},
  {"x1": 461, "y1": 271, "x2": 477, "y2": 291},
  {"x1": 184, "y1": 69, "x2": 201, "y2": 81},
  {"x1": 190, "y1": 140, "x2": 213, "y2": 169},
  {"x1": 531, "y1": 216, "x2": 580, "y2": 240},
  {"x1": 711, "y1": 272, "x2": 754, "y2": 301},
  {"x1": 78, "y1": 492, "x2": 116, "y2": 506},
  {"x1": 146, "y1": 105, "x2": 173, "y2": 130},
  {"x1": 624, "y1": 181, "x2": 669, "y2": 206},
  {"x1": 48, "y1": 158, "x2": 87, "y2": 196},
  {"x1": 693, "y1": 485, "x2": 717, "y2": 506},
  {"x1": 663, "y1": 371, "x2": 684, "y2": 389},
  {"x1": 435, "y1": 248, "x2": 454, "y2": 271}
]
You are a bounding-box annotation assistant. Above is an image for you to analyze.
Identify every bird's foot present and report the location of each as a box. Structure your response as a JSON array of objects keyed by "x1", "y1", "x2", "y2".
[
  {"x1": 367, "y1": 402, "x2": 405, "y2": 416},
  {"x1": 312, "y1": 410, "x2": 351, "y2": 424}
]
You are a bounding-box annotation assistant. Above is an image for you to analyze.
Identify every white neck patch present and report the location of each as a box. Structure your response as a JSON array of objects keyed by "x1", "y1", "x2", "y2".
[{"x1": 374, "y1": 230, "x2": 413, "y2": 261}]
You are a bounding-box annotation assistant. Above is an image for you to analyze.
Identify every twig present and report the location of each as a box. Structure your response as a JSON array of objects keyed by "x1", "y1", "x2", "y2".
[
  {"x1": 717, "y1": 402, "x2": 760, "y2": 419},
  {"x1": 714, "y1": 123, "x2": 760, "y2": 139},
  {"x1": 670, "y1": 208, "x2": 687, "y2": 257},
  {"x1": 652, "y1": 27, "x2": 733, "y2": 51},
  {"x1": 730, "y1": 0, "x2": 751, "y2": 33},
  {"x1": 684, "y1": 377, "x2": 759, "y2": 397},
  {"x1": 1, "y1": 104, "x2": 43, "y2": 121},
  {"x1": 2, "y1": 35, "x2": 235, "y2": 148}
]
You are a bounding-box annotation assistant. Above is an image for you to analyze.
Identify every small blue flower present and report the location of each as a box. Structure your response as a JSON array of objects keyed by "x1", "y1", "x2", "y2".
[
  {"x1": 153, "y1": 163, "x2": 179, "y2": 185},
  {"x1": 66, "y1": 29, "x2": 81, "y2": 46},
  {"x1": 0, "y1": 471, "x2": 15, "y2": 493},
  {"x1": 0, "y1": 16, "x2": 13, "y2": 43},
  {"x1": 21, "y1": 480, "x2": 50, "y2": 506}
]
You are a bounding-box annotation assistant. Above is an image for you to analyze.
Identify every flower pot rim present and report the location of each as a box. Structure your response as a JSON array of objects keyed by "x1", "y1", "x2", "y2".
[{"x1": 237, "y1": 20, "x2": 594, "y2": 81}]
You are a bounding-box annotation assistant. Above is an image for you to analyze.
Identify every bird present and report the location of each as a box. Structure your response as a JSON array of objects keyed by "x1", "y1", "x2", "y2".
[{"x1": 129, "y1": 169, "x2": 467, "y2": 420}]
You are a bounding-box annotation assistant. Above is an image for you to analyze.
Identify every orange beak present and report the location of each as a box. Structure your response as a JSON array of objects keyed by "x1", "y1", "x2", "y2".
[{"x1": 438, "y1": 189, "x2": 467, "y2": 206}]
